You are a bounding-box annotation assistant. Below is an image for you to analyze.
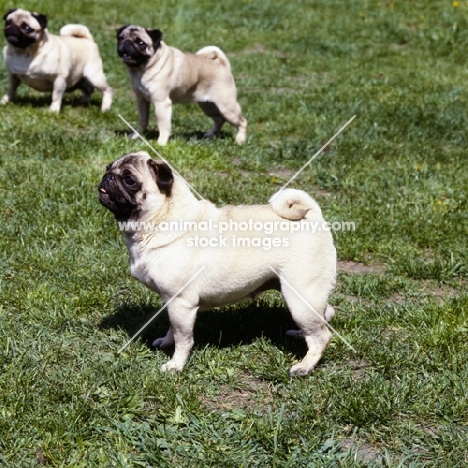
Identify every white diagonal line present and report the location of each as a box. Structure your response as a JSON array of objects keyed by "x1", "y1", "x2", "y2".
[
  {"x1": 118, "y1": 266, "x2": 206, "y2": 353},
  {"x1": 118, "y1": 114, "x2": 206, "y2": 200},
  {"x1": 270, "y1": 115, "x2": 356, "y2": 201},
  {"x1": 269, "y1": 267, "x2": 356, "y2": 353}
]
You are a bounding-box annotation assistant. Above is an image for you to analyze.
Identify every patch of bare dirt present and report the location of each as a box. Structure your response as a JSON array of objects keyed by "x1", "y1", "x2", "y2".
[
  {"x1": 385, "y1": 281, "x2": 465, "y2": 307},
  {"x1": 386, "y1": 293, "x2": 408, "y2": 306},
  {"x1": 268, "y1": 167, "x2": 296, "y2": 178},
  {"x1": 420, "y1": 280, "x2": 463, "y2": 300},
  {"x1": 337, "y1": 294, "x2": 373, "y2": 308},
  {"x1": 36, "y1": 450, "x2": 50, "y2": 466},
  {"x1": 234, "y1": 43, "x2": 298, "y2": 59},
  {"x1": 347, "y1": 359, "x2": 371, "y2": 380},
  {"x1": 104, "y1": 23, "x2": 123, "y2": 31},
  {"x1": 314, "y1": 189, "x2": 332, "y2": 198},
  {"x1": 338, "y1": 438, "x2": 382, "y2": 464},
  {"x1": 201, "y1": 371, "x2": 274, "y2": 412},
  {"x1": 242, "y1": 43, "x2": 267, "y2": 54},
  {"x1": 421, "y1": 426, "x2": 439, "y2": 437},
  {"x1": 337, "y1": 261, "x2": 385, "y2": 275},
  {"x1": 239, "y1": 85, "x2": 305, "y2": 95}
]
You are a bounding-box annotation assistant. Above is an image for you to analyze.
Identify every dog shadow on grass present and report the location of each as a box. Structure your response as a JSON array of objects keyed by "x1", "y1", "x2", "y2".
[
  {"x1": 7, "y1": 95, "x2": 51, "y2": 108},
  {"x1": 99, "y1": 298, "x2": 307, "y2": 359},
  {"x1": 113, "y1": 128, "x2": 231, "y2": 144},
  {"x1": 9, "y1": 94, "x2": 102, "y2": 110}
]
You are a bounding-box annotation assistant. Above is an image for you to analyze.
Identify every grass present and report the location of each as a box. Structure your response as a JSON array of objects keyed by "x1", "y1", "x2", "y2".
[{"x1": 0, "y1": 0, "x2": 467, "y2": 466}]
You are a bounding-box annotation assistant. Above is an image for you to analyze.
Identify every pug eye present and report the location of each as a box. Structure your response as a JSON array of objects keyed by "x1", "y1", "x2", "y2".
[
  {"x1": 136, "y1": 39, "x2": 146, "y2": 47},
  {"x1": 123, "y1": 175, "x2": 137, "y2": 187},
  {"x1": 5, "y1": 19, "x2": 12, "y2": 25},
  {"x1": 22, "y1": 23, "x2": 32, "y2": 32}
]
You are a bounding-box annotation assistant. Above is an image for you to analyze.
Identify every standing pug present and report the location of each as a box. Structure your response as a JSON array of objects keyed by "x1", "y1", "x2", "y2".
[
  {"x1": 2, "y1": 8, "x2": 113, "y2": 112},
  {"x1": 116, "y1": 25, "x2": 247, "y2": 145},
  {"x1": 98, "y1": 151, "x2": 336, "y2": 376}
]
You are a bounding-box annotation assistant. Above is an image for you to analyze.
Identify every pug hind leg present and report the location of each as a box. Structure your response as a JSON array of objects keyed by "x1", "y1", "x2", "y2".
[
  {"x1": 76, "y1": 78, "x2": 94, "y2": 105},
  {"x1": 83, "y1": 64, "x2": 113, "y2": 112},
  {"x1": 216, "y1": 100, "x2": 247, "y2": 145},
  {"x1": 198, "y1": 102, "x2": 225, "y2": 138},
  {"x1": 160, "y1": 302, "x2": 198, "y2": 372},
  {"x1": 281, "y1": 285, "x2": 332, "y2": 376},
  {"x1": 152, "y1": 326, "x2": 174, "y2": 349}
]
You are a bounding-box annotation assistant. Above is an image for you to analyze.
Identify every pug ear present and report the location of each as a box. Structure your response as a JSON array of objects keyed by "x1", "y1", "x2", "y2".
[
  {"x1": 147, "y1": 159, "x2": 173, "y2": 196},
  {"x1": 3, "y1": 8, "x2": 17, "y2": 20},
  {"x1": 32, "y1": 12, "x2": 48, "y2": 30},
  {"x1": 116, "y1": 24, "x2": 130, "y2": 39},
  {"x1": 145, "y1": 28, "x2": 163, "y2": 48}
]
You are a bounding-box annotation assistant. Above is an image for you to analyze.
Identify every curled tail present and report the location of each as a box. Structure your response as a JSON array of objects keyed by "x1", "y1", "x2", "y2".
[
  {"x1": 269, "y1": 189, "x2": 322, "y2": 220},
  {"x1": 59, "y1": 24, "x2": 94, "y2": 41},
  {"x1": 196, "y1": 46, "x2": 231, "y2": 70}
]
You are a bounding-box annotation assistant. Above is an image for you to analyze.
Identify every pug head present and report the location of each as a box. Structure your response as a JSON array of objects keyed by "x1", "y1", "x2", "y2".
[
  {"x1": 98, "y1": 151, "x2": 174, "y2": 222},
  {"x1": 3, "y1": 8, "x2": 47, "y2": 49},
  {"x1": 116, "y1": 25, "x2": 163, "y2": 68}
]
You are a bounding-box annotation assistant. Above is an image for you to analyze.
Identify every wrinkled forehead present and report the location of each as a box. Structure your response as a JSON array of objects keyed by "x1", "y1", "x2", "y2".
[
  {"x1": 121, "y1": 26, "x2": 149, "y2": 40},
  {"x1": 109, "y1": 153, "x2": 150, "y2": 173},
  {"x1": 6, "y1": 9, "x2": 41, "y2": 28}
]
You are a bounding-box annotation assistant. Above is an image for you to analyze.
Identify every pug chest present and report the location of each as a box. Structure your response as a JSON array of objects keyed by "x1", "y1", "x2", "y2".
[
  {"x1": 6, "y1": 54, "x2": 55, "y2": 90},
  {"x1": 4, "y1": 52, "x2": 34, "y2": 75},
  {"x1": 126, "y1": 241, "x2": 161, "y2": 293}
]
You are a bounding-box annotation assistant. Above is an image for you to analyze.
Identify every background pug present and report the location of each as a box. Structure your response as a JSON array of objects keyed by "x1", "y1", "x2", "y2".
[
  {"x1": 116, "y1": 25, "x2": 247, "y2": 146},
  {"x1": 98, "y1": 151, "x2": 336, "y2": 377},
  {"x1": 2, "y1": 8, "x2": 113, "y2": 112}
]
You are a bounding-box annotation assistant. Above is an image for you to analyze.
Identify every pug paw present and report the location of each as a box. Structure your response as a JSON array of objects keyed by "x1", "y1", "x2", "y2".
[
  {"x1": 152, "y1": 336, "x2": 174, "y2": 349},
  {"x1": 285, "y1": 329, "x2": 304, "y2": 339},
  {"x1": 289, "y1": 362, "x2": 314, "y2": 377},
  {"x1": 203, "y1": 129, "x2": 217, "y2": 139},
  {"x1": 235, "y1": 132, "x2": 246, "y2": 146},
  {"x1": 49, "y1": 102, "x2": 61, "y2": 113},
  {"x1": 161, "y1": 361, "x2": 183, "y2": 373},
  {"x1": 128, "y1": 131, "x2": 140, "y2": 140},
  {"x1": 156, "y1": 137, "x2": 169, "y2": 146}
]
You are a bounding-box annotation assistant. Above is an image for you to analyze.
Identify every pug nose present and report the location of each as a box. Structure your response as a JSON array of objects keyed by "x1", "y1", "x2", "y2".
[
  {"x1": 99, "y1": 173, "x2": 114, "y2": 188},
  {"x1": 119, "y1": 41, "x2": 133, "y2": 52}
]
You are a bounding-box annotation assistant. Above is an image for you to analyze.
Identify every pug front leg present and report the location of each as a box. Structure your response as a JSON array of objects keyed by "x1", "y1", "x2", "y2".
[
  {"x1": 160, "y1": 300, "x2": 198, "y2": 372},
  {"x1": 154, "y1": 98, "x2": 172, "y2": 146},
  {"x1": 129, "y1": 93, "x2": 150, "y2": 140},
  {"x1": 50, "y1": 76, "x2": 67, "y2": 113},
  {"x1": 1, "y1": 73, "x2": 20, "y2": 104}
]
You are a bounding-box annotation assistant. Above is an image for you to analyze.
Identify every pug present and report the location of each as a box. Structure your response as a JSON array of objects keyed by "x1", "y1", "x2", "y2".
[
  {"x1": 98, "y1": 151, "x2": 337, "y2": 377},
  {"x1": 116, "y1": 25, "x2": 247, "y2": 146},
  {"x1": 2, "y1": 8, "x2": 113, "y2": 112}
]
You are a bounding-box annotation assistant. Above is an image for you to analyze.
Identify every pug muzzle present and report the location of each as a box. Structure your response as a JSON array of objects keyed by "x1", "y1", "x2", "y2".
[
  {"x1": 117, "y1": 40, "x2": 145, "y2": 67},
  {"x1": 98, "y1": 172, "x2": 139, "y2": 221},
  {"x1": 4, "y1": 24, "x2": 33, "y2": 48}
]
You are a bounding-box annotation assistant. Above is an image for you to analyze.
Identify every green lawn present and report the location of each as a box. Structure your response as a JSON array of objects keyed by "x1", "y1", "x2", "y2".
[{"x1": 0, "y1": 0, "x2": 467, "y2": 466}]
